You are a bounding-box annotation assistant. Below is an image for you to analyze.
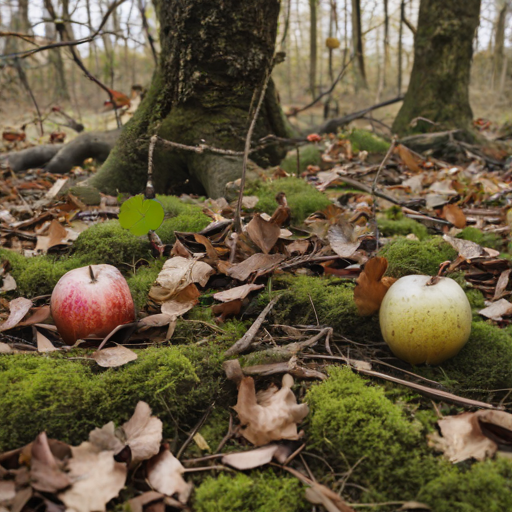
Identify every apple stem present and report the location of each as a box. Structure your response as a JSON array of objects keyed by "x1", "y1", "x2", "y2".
[{"x1": 89, "y1": 265, "x2": 97, "y2": 283}]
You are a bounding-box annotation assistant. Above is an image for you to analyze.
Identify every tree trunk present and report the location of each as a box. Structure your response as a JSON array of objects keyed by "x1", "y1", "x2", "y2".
[
  {"x1": 392, "y1": 0, "x2": 481, "y2": 134},
  {"x1": 351, "y1": 0, "x2": 367, "y2": 89},
  {"x1": 492, "y1": 0, "x2": 507, "y2": 90},
  {"x1": 309, "y1": 0, "x2": 318, "y2": 99},
  {"x1": 91, "y1": 0, "x2": 291, "y2": 199}
]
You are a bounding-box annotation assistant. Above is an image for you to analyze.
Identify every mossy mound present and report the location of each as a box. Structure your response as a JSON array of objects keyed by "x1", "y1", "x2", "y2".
[
  {"x1": 73, "y1": 220, "x2": 152, "y2": 267},
  {"x1": 380, "y1": 237, "x2": 458, "y2": 278},
  {"x1": 306, "y1": 367, "x2": 442, "y2": 502},
  {"x1": 415, "y1": 322, "x2": 512, "y2": 394},
  {"x1": 457, "y1": 226, "x2": 503, "y2": 251},
  {"x1": 0, "y1": 344, "x2": 228, "y2": 451},
  {"x1": 194, "y1": 471, "x2": 308, "y2": 512},
  {"x1": 126, "y1": 261, "x2": 164, "y2": 310},
  {"x1": 269, "y1": 275, "x2": 382, "y2": 341},
  {"x1": 378, "y1": 217, "x2": 430, "y2": 240},
  {"x1": 344, "y1": 128, "x2": 391, "y2": 153},
  {"x1": 418, "y1": 458, "x2": 512, "y2": 512},
  {"x1": 246, "y1": 177, "x2": 331, "y2": 224},
  {"x1": 280, "y1": 144, "x2": 322, "y2": 175},
  {"x1": 154, "y1": 194, "x2": 211, "y2": 244}
]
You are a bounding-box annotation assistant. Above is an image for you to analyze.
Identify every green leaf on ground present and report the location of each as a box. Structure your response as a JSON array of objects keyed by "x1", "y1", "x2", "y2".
[{"x1": 119, "y1": 195, "x2": 164, "y2": 236}]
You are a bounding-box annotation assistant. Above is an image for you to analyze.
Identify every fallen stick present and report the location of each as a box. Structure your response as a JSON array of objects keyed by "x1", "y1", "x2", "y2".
[{"x1": 224, "y1": 296, "x2": 280, "y2": 356}]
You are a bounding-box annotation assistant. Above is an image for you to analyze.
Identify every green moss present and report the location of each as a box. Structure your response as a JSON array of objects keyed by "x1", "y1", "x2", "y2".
[
  {"x1": 380, "y1": 237, "x2": 458, "y2": 278},
  {"x1": 68, "y1": 185, "x2": 101, "y2": 206},
  {"x1": 73, "y1": 220, "x2": 152, "y2": 267},
  {"x1": 280, "y1": 144, "x2": 322, "y2": 175},
  {"x1": 344, "y1": 129, "x2": 391, "y2": 153},
  {"x1": 457, "y1": 227, "x2": 503, "y2": 251},
  {"x1": 378, "y1": 217, "x2": 430, "y2": 240},
  {"x1": 268, "y1": 275, "x2": 381, "y2": 340},
  {"x1": 418, "y1": 458, "x2": 512, "y2": 512},
  {"x1": 126, "y1": 261, "x2": 164, "y2": 310},
  {"x1": 194, "y1": 471, "x2": 309, "y2": 512},
  {"x1": 153, "y1": 194, "x2": 211, "y2": 244},
  {"x1": 246, "y1": 177, "x2": 331, "y2": 224},
  {"x1": 0, "y1": 344, "x2": 227, "y2": 451},
  {"x1": 306, "y1": 367, "x2": 442, "y2": 502},
  {"x1": 464, "y1": 288, "x2": 486, "y2": 310},
  {"x1": 415, "y1": 322, "x2": 512, "y2": 394}
]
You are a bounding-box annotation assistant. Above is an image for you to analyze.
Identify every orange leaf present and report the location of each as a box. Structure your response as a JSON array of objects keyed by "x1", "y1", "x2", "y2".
[
  {"x1": 441, "y1": 203, "x2": 466, "y2": 229},
  {"x1": 353, "y1": 257, "x2": 396, "y2": 316},
  {"x1": 394, "y1": 144, "x2": 423, "y2": 173}
]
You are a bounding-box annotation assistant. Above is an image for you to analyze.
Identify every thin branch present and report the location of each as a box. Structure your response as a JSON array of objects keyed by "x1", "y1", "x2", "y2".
[{"x1": 13, "y1": 59, "x2": 44, "y2": 136}]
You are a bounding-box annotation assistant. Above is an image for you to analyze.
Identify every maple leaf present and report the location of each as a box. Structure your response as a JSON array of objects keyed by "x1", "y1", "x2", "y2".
[{"x1": 354, "y1": 257, "x2": 396, "y2": 316}]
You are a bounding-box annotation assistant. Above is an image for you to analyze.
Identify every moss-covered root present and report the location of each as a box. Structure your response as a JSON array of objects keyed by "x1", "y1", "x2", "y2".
[
  {"x1": 246, "y1": 177, "x2": 331, "y2": 225},
  {"x1": 345, "y1": 129, "x2": 391, "y2": 153},
  {"x1": 269, "y1": 275, "x2": 382, "y2": 341},
  {"x1": 193, "y1": 471, "x2": 309, "y2": 512},
  {"x1": 306, "y1": 367, "x2": 442, "y2": 503},
  {"x1": 0, "y1": 344, "x2": 226, "y2": 451},
  {"x1": 415, "y1": 322, "x2": 512, "y2": 394},
  {"x1": 418, "y1": 458, "x2": 512, "y2": 512},
  {"x1": 380, "y1": 237, "x2": 457, "y2": 278}
]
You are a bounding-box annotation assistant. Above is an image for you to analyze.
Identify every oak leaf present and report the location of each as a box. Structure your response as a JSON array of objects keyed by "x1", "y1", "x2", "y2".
[{"x1": 354, "y1": 257, "x2": 396, "y2": 316}]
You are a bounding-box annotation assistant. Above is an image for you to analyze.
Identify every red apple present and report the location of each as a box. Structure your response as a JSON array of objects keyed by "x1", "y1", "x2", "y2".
[{"x1": 51, "y1": 264, "x2": 135, "y2": 345}]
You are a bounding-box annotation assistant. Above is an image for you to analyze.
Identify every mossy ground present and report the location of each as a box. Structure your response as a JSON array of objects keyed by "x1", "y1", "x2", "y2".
[
  {"x1": 279, "y1": 144, "x2": 322, "y2": 175},
  {"x1": 343, "y1": 128, "x2": 391, "y2": 153},
  {"x1": 378, "y1": 216, "x2": 430, "y2": 240},
  {"x1": 457, "y1": 226, "x2": 504, "y2": 251},
  {"x1": 245, "y1": 177, "x2": 331, "y2": 224}
]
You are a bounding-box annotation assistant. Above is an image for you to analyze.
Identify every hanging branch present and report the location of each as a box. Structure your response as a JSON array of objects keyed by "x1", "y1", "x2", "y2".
[
  {"x1": 233, "y1": 59, "x2": 275, "y2": 233},
  {"x1": 138, "y1": 0, "x2": 158, "y2": 65}
]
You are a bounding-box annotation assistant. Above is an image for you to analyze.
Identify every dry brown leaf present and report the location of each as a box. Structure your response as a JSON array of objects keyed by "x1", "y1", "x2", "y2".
[
  {"x1": 354, "y1": 257, "x2": 396, "y2": 316},
  {"x1": 327, "y1": 224, "x2": 360, "y2": 258},
  {"x1": 233, "y1": 374, "x2": 309, "y2": 446},
  {"x1": 0, "y1": 481, "x2": 15, "y2": 502},
  {"x1": 149, "y1": 257, "x2": 214, "y2": 303},
  {"x1": 126, "y1": 491, "x2": 165, "y2": 512},
  {"x1": 193, "y1": 234, "x2": 219, "y2": 260},
  {"x1": 170, "y1": 239, "x2": 192, "y2": 258},
  {"x1": 0, "y1": 274, "x2": 16, "y2": 292},
  {"x1": 246, "y1": 214, "x2": 280, "y2": 254},
  {"x1": 478, "y1": 299, "x2": 512, "y2": 321},
  {"x1": 395, "y1": 144, "x2": 423, "y2": 173},
  {"x1": 441, "y1": 204, "x2": 466, "y2": 228},
  {"x1": 242, "y1": 196, "x2": 259, "y2": 209},
  {"x1": 146, "y1": 449, "x2": 192, "y2": 504},
  {"x1": 0, "y1": 342, "x2": 13, "y2": 354},
  {"x1": 443, "y1": 235, "x2": 485, "y2": 260},
  {"x1": 286, "y1": 239, "x2": 310, "y2": 255},
  {"x1": 493, "y1": 269, "x2": 512, "y2": 301},
  {"x1": 213, "y1": 284, "x2": 264, "y2": 303},
  {"x1": 30, "y1": 432, "x2": 71, "y2": 493},
  {"x1": 36, "y1": 329, "x2": 58, "y2": 353},
  {"x1": 212, "y1": 299, "x2": 242, "y2": 322},
  {"x1": 228, "y1": 254, "x2": 285, "y2": 282},
  {"x1": 92, "y1": 346, "x2": 138, "y2": 368},
  {"x1": 221, "y1": 445, "x2": 279, "y2": 470},
  {"x1": 88, "y1": 402, "x2": 162, "y2": 465},
  {"x1": 305, "y1": 482, "x2": 356, "y2": 512},
  {"x1": 18, "y1": 306, "x2": 51, "y2": 327},
  {"x1": 160, "y1": 283, "x2": 200, "y2": 318},
  {"x1": 0, "y1": 297, "x2": 32, "y2": 331},
  {"x1": 58, "y1": 446, "x2": 126, "y2": 512},
  {"x1": 428, "y1": 410, "x2": 512, "y2": 463},
  {"x1": 137, "y1": 314, "x2": 174, "y2": 331}
]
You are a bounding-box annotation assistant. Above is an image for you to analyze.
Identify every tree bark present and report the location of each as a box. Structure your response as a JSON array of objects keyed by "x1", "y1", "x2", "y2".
[
  {"x1": 351, "y1": 0, "x2": 367, "y2": 89},
  {"x1": 492, "y1": 0, "x2": 507, "y2": 90},
  {"x1": 309, "y1": 0, "x2": 318, "y2": 99},
  {"x1": 392, "y1": 0, "x2": 481, "y2": 134},
  {"x1": 91, "y1": 0, "x2": 292, "y2": 199}
]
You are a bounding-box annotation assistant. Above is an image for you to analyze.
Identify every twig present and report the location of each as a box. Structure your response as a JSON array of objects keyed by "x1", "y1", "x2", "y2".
[
  {"x1": 224, "y1": 296, "x2": 280, "y2": 356},
  {"x1": 233, "y1": 58, "x2": 274, "y2": 233},
  {"x1": 13, "y1": 59, "x2": 44, "y2": 136},
  {"x1": 176, "y1": 402, "x2": 215, "y2": 460}
]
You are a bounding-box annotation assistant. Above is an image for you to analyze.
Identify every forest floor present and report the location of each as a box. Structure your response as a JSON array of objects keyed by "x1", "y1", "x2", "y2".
[{"x1": 1, "y1": 122, "x2": 512, "y2": 512}]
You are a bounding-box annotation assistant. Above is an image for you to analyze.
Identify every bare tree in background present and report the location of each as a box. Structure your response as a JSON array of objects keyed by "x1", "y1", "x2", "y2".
[
  {"x1": 309, "y1": 0, "x2": 317, "y2": 99},
  {"x1": 351, "y1": 0, "x2": 367, "y2": 89}
]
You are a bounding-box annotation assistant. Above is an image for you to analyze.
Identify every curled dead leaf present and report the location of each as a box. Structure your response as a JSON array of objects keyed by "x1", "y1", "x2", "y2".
[
  {"x1": 92, "y1": 346, "x2": 138, "y2": 368},
  {"x1": 213, "y1": 284, "x2": 264, "y2": 303},
  {"x1": 246, "y1": 214, "x2": 280, "y2": 254},
  {"x1": 354, "y1": 257, "x2": 396, "y2": 316},
  {"x1": 441, "y1": 204, "x2": 466, "y2": 229},
  {"x1": 0, "y1": 297, "x2": 32, "y2": 331}
]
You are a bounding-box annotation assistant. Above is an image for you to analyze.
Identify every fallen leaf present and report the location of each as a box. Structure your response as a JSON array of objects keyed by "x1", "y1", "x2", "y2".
[
  {"x1": 18, "y1": 306, "x2": 51, "y2": 327},
  {"x1": 58, "y1": 447, "x2": 126, "y2": 512},
  {"x1": 246, "y1": 214, "x2": 281, "y2": 254},
  {"x1": 192, "y1": 433, "x2": 210, "y2": 452},
  {"x1": 0, "y1": 481, "x2": 15, "y2": 502},
  {"x1": 242, "y1": 196, "x2": 259, "y2": 209},
  {"x1": 222, "y1": 445, "x2": 279, "y2": 470},
  {"x1": 395, "y1": 144, "x2": 423, "y2": 173},
  {"x1": 193, "y1": 234, "x2": 219, "y2": 260},
  {"x1": 0, "y1": 297, "x2": 32, "y2": 331},
  {"x1": 149, "y1": 257, "x2": 214, "y2": 303},
  {"x1": 233, "y1": 373, "x2": 309, "y2": 446},
  {"x1": 493, "y1": 269, "x2": 512, "y2": 301},
  {"x1": 228, "y1": 254, "x2": 285, "y2": 282},
  {"x1": 327, "y1": 224, "x2": 360, "y2": 258},
  {"x1": 36, "y1": 329, "x2": 58, "y2": 353},
  {"x1": 0, "y1": 342, "x2": 13, "y2": 354},
  {"x1": 212, "y1": 299, "x2": 242, "y2": 322},
  {"x1": 126, "y1": 492, "x2": 165, "y2": 512},
  {"x1": 146, "y1": 449, "x2": 192, "y2": 504},
  {"x1": 213, "y1": 284, "x2": 264, "y2": 303},
  {"x1": 354, "y1": 257, "x2": 396, "y2": 316},
  {"x1": 30, "y1": 432, "x2": 71, "y2": 493},
  {"x1": 160, "y1": 283, "x2": 200, "y2": 318},
  {"x1": 428, "y1": 410, "x2": 512, "y2": 463},
  {"x1": 478, "y1": 299, "x2": 512, "y2": 321},
  {"x1": 137, "y1": 314, "x2": 174, "y2": 331},
  {"x1": 92, "y1": 346, "x2": 138, "y2": 368},
  {"x1": 441, "y1": 204, "x2": 466, "y2": 228},
  {"x1": 305, "y1": 482, "x2": 356, "y2": 512},
  {"x1": 0, "y1": 274, "x2": 16, "y2": 292},
  {"x1": 443, "y1": 235, "x2": 485, "y2": 260}
]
